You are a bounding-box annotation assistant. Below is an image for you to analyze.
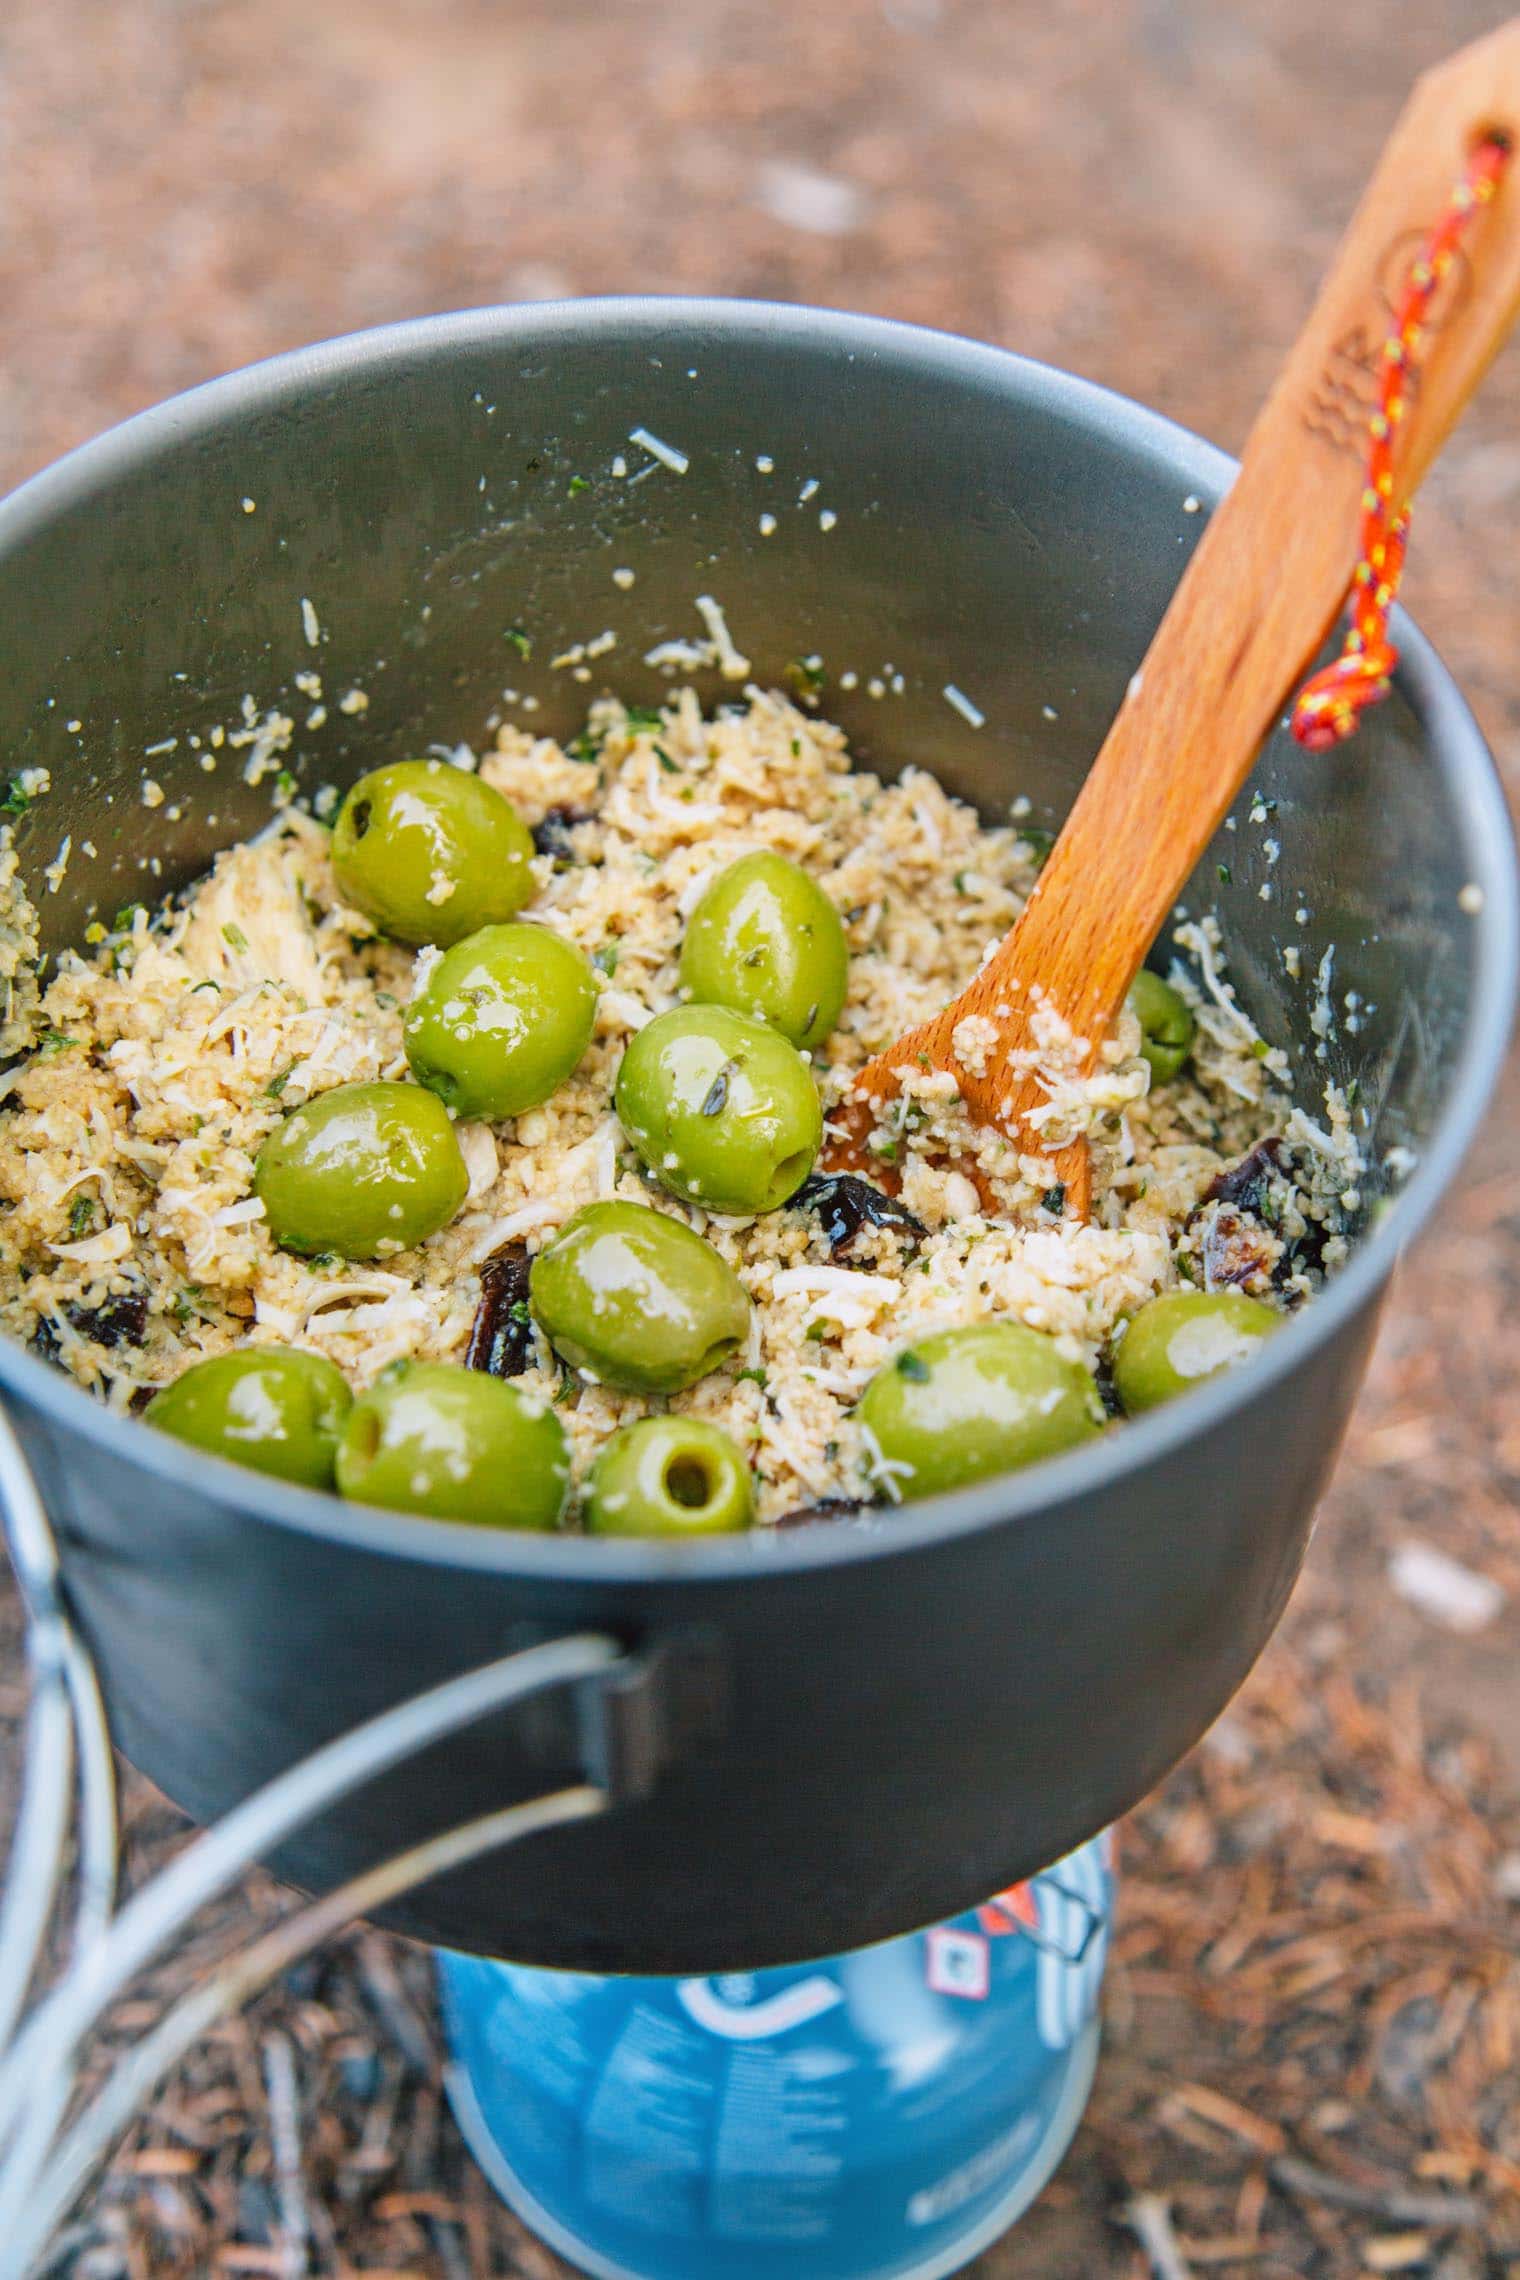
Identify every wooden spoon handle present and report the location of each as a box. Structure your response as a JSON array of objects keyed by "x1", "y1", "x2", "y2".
[
  {"x1": 997, "y1": 24, "x2": 1520, "y2": 1059},
  {"x1": 840, "y1": 21, "x2": 1520, "y2": 1212}
]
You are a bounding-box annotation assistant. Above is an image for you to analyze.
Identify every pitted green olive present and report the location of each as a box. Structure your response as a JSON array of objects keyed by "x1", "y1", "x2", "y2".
[
  {"x1": 585, "y1": 1416, "x2": 754, "y2": 1537},
  {"x1": 254, "y1": 1081, "x2": 468, "y2": 1260},
  {"x1": 1112, "y1": 1289, "x2": 1278, "y2": 1413},
  {"x1": 856, "y1": 1322, "x2": 1103, "y2": 1500},
  {"x1": 335, "y1": 1360, "x2": 569, "y2": 1528},
  {"x1": 615, "y1": 1005, "x2": 822, "y2": 1214},
  {"x1": 680, "y1": 852, "x2": 848, "y2": 1049},
  {"x1": 529, "y1": 1201, "x2": 751, "y2": 1394},
  {"x1": 1128, "y1": 969, "x2": 1195, "y2": 1085},
  {"x1": 331, "y1": 761, "x2": 535, "y2": 946},
  {"x1": 404, "y1": 923, "x2": 596, "y2": 1120},
  {"x1": 145, "y1": 1347, "x2": 351, "y2": 1489}
]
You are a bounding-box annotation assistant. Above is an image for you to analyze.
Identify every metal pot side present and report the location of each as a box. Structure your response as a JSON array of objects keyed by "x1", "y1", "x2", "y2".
[{"x1": 0, "y1": 301, "x2": 1511, "y2": 1969}]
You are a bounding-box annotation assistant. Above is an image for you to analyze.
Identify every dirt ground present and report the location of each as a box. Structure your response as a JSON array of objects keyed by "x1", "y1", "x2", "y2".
[{"x1": 0, "y1": 2, "x2": 1518, "y2": 2274}]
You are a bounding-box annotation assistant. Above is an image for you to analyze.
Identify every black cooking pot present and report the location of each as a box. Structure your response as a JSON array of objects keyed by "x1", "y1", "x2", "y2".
[{"x1": 0, "y1": 302, "x2": 1512, "y2": 1971}]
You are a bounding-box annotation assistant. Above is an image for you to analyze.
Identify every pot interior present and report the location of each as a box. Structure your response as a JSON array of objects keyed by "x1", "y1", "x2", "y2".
[{"x1": 0, "y1": 301, "x2": 1504, "y2": 1331}]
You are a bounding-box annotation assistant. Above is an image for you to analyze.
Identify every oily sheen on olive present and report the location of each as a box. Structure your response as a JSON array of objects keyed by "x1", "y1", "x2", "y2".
[
  {"x1": 856, "y1": 1322, "x2": 1104, "y2": 1500},
  {"x1": 1112, "y1": 1288, "x2": 1279, "y2": 1414},
  {"x1": 145, "y1": 1347, "x2": 352, "y2": 1491},
  {"x1": 331, "y1": 760, "x2": 536, "y2": 947},
  {"x1": 529, "y1": 1201, "x2": 751, "y2": 1394},
  {"x1": 404, "y1": 923, "x2": 597, "y2": 1120},
  {"x1": 584, "y1": 1416, "x2": 754, "y2": 1537},
  {"x1": 336, "y1": 1360, "x2": 569, "y2": 1528},
  {"x1": 254, "y1": 1081, "x2": 468, "y2": 1260},
  {"x1": 615, "y1": 1004, "x2": 822, "y2": 1214},
  {"x1": 680, "y1": 851, "x2": 849, "y2": 1049}
]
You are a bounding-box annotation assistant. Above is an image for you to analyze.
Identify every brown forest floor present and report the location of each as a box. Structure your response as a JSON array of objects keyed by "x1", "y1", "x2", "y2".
[{"x1": 1, "y1": 2, "x2": 1518, "y2": 2275}]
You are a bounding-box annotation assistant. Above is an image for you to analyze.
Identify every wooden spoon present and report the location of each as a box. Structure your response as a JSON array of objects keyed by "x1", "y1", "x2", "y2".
[{"x1": 831, "y1": 20, "x2": 1520, "y2": 1220}]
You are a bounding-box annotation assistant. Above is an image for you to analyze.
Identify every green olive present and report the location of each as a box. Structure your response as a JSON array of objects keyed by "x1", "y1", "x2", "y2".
[
  {"x1": 331, "y1": 761, "x2": 536, "y2": 947},
  {"x1": 145, "y1": 1347, "x2": 352, "y2": 1490},
  {"x1": 255, "y1": 1080, "x2": 468, "y2": 1260},
  {"x1": 335, "y1": 1360, "x2": 569, "y2": 1529},
  {"x1": 614, "y1": 1005, "x2": 822, "y2": 1214},
  {"x1": 1112, "y1": 1289, "x2": 1279, "y2": 1414},
  {"x1": 680, "y1": 852, "x2": 848, "y2": 1049},
  {"x1": 1128, "y1": 969, "x2": 1195, "y2": 1084},
  {"x1": 584, "y1": 1417, "x2": 754, "y2": 1537},
  {"x1": 530, "y1": 1200, "x2": 751, "y2": 1393},
  {"x1": 855, "y1": 1323, "x2": 1103, "y2": 1500},
  {"x1": 404, "y1": 923, "x2": 596, "y2": 1121}
]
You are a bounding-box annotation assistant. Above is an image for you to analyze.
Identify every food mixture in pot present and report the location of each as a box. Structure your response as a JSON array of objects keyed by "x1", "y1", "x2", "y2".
[{"x1": 0, "y1": 690, "x2": 1359, "y2": 1533}]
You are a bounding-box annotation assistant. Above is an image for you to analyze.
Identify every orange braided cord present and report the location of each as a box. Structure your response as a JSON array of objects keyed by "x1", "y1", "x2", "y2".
[{"x1": 1291, "y1": 133, "x2": 1510, "y2": 753}]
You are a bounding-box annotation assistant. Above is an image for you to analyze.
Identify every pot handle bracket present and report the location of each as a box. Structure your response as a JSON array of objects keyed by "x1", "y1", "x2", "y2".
[{"x1": 0, "y1": 1405, "x2": 719, "y2": 2278}]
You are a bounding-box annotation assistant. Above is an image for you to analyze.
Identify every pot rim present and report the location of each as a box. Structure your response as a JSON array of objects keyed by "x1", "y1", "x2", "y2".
[{"x1": 0, "y1": 295, "x2": 1514, "y2": 1583}]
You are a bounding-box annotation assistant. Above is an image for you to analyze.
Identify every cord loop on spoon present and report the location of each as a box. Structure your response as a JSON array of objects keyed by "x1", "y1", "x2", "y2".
[{"x1": 1291, "y1": 132, "x2": 1511, "y2": 750}]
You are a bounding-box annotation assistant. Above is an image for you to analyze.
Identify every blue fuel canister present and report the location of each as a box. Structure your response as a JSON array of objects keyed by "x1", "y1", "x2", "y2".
[{"x1": 437, "y1": 1830, "x2": 1114, "y2": 2280}]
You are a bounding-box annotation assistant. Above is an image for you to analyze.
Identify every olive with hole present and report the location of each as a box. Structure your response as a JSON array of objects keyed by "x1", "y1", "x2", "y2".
[
  {"x1": 530, "y1": 1200, "x2": 751, "y2": 1394},
  {"x1": 404, "y1": 922, "x2": 597, "y2": 1120},
  {"x1": 254, "y1": 1080, "x2": 468, "y2": 1260},
  {"x1": 145, "y1": 1347, "x2": 352, "y2": 1490},
  {"x1": 855, "y1": 1322, "x2": 1104, "y2": 1500},
  {"x1": 615, "y1": 1004, "x2": 822, "y2": 1214},
  {"x1": 584, "y1": 1416, "x2": 754, "y2": 1537},
  {"x1": 1112, "y1": 1288, "x2": 1279, "y2": 1414},
  {"x1": 331, "y1": 760, "x2": 536, "y2": 946},
  {"x1": 1128, "y1": 968, "x2": 1195, "y2": 1084},
  {"x1": 680, "y1": 851, "x2": 848, "y2": 1049},
  {"x1": 335, "y1": 1360, "x2": 569, "y2": 1528}
]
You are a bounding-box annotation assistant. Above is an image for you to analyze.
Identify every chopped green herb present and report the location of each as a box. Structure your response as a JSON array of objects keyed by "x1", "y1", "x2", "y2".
[
  {"x1": 790, "y1": 737, "x2": 802, "y2": 757},
  {"x1": 895, "y1": 1350, "x2": 931, "y2": 1382},
  {"x1": 592, "y1": 943, "x2": 620, "y2": 977},
  {"x1": 554, "y1": 1365, "x2": 578, "y2": 1406},
  {"x1": 171, "y1": 1287, "x2": 205, "y2": 1325},
  {"x1": 805, "y1": 1318, "x2": 839, "y2": 1343},
  {"x1": 870, "y1": 1137, "x2": 899, "y2": 1163},
  {"x1": 273, "y1": 769, "x2": 297, "y2": 801},
  {"x1": 221, "y1": 922, "x2": 250, "y2": 954},
  {"x1": 784, "y1": 657, "x2": 827, "y2": 698},
  {"x1": 1041, "y1": 1183, "x2": 1066, "y2": 1216},
  {"x1": 653, "y1": 745, "x2": 679, "y2": 774},
  {"x1": 265, "y1": 1062, "x2": 297, "y2": 1099},
  {"x1": 916, "y1": 1052, "x2": 932, "y2": 1071},
  {"x1": 505, "y1": 625, "x2": 532, "y2": 658},
  {"x1": 0, "y1": 779, "x2": 32, "y2": 819},
  {"x1": 67, "y1": 1195, "x2": 96, "y2": 1239},
  {"x1": 190, "y1": 979, "x2": 221, "y2": 996},
  {"x1": 1175, "y1": 1252, "x2": 1199, "y2": 1286},
  {"x1": 1019, "y1": 828, "x2": 1055, "y2": 870},
  {"x1": 823, "y1": 1438, "x2": 839, "y2": 1462},
  {"x1": 953, "y1": 871, "x2": 970, "y2": 893},
  {"x1": 568, "y1": 475, "x2": 589, "y2": 496},
  {"x1": 1217, "y1": 863, "x2": 1232, "y2": 886},
  {"x1": 737, "y1": 1366, "x2": 768, "y2": 1388},
  {"x1": 700, "y1": 1062, "x2": 737, "y2": 1118},
  {"x1": 35, "y1": 1028, "x2": 77, "y2": 1057},
  {"x1": 622, "y1": 705, "x2": 664, "y2": 731},
  {"x1": 112, "y1": 902, "x2": 147, "y2": 933},
  {"x1": 566, "y1": 732, "x2": 600, "y2": 765},
  {"x1": 1250, "y1": 1037, "x2": 1271, "y2": 1060}
]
